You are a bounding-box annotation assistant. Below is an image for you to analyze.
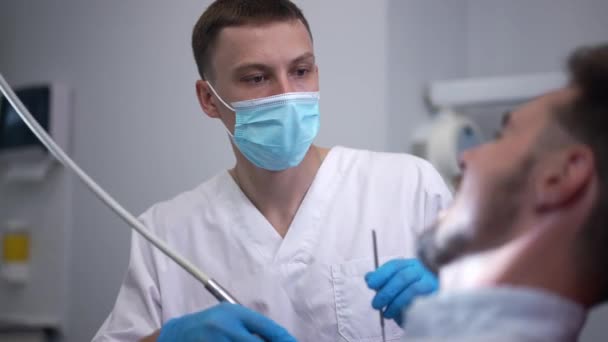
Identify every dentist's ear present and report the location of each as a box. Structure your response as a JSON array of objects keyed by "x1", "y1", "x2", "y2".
[
  {"x1": 535, "y1": 145, "x2": 594, "y2": 211},
  {"x1": 196, "y1": 80, "x2": 221, "y2": 119}
]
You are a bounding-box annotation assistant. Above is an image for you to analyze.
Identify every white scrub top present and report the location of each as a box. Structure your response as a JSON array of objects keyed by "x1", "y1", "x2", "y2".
[{"x1": 93, "y1": 146, "x2": 451, "y2": 342}]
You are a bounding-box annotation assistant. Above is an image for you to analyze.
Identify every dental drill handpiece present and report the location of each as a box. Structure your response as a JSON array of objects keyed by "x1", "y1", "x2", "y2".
[{"x1": 0, "y1": 73, "x2": 239, "y2": 305}]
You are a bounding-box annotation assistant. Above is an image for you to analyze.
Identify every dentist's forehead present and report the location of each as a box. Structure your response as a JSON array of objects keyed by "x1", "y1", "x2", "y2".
[{"x1": 212, "y1": 20, "x2": 314, "y2": 73}]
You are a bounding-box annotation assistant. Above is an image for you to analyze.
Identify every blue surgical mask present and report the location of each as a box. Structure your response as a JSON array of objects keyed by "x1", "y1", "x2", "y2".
[{"x1": 207, "y1": 82, "x2": 320, "y2": 171}]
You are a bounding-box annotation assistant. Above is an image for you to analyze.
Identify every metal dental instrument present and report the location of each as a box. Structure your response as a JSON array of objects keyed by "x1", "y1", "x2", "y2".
[
  {"x1": 372, "y1": 229, "x2": 386, "y2": 342},
  {"x1": 0, "y1": 73, "x2": 239, "y2": 305}
]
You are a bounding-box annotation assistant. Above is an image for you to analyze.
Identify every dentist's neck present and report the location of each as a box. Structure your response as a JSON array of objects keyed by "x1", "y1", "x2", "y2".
[{"x1": 230, "y1": 144, "x2": 328, "y2": 237}]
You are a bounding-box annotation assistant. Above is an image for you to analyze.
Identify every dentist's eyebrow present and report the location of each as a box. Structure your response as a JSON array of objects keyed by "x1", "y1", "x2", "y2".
[
  {"x1": 290, "y1": 52, "x2": 315, "y2": 65},
  {"x1": 233, "y1": 63, "x2": 271, "y2": 76}
]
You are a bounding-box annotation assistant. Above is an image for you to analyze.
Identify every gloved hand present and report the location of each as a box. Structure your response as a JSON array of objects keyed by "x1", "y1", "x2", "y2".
[
  {"x1": 158, "y1": 302, "x2": 297, "y2": 342},
  {"x1": 365, "y1": 258, "x2": 438, "y2": 326}
]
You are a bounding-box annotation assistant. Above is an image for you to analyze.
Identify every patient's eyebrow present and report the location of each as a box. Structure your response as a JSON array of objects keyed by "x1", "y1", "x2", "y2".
[{"x1": 501, "y1": 111, "x2": 512, "y2": 128}]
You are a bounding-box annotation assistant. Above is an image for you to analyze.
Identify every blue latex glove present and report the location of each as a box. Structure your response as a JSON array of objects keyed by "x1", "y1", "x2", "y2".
[
  {"x1": 365, "y1": 258, "x2": 438, "y2": 326},
  {"x1": 158, "y1": 302, "x2": 297, "y2": 342}
]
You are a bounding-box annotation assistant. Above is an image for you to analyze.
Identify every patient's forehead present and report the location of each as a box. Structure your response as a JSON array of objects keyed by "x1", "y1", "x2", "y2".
[{"x1": 510, "y1": 87, "x2": 577, "y2": 129}]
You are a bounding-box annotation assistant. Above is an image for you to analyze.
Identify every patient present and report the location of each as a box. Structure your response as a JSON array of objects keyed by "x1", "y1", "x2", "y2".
[{"x1": 407, "y1": 43, "x2": 608, "y2": 341}]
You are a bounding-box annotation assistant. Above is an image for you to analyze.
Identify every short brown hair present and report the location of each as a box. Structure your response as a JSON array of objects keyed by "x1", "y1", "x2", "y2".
[
  {"x1": 192, "y1": 0, "x2": 312, "y2": 81},
  {"x1": 555, "y1": 43, "x2": 608, "y2": 299}
]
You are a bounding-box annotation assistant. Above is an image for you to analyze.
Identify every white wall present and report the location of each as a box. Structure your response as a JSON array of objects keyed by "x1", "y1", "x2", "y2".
[
  {"x1": 467, "y1": 0, "x2": 608, "y2": 77},
  {"x1": 386, "y1": 0, "x2": 468, "y2": 152},
  {"x1": 465, "y1": 1, "x2": 608, "y2": 340}
]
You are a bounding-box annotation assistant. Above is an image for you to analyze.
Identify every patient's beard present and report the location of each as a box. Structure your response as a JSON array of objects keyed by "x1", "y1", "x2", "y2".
[{"x1": 417, "y1": 160, "x2": 533, "y2": 274}]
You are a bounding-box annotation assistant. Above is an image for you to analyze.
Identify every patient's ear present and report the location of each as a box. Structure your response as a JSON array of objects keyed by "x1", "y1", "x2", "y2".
[{"x1": 534, "y1": 145, "x2": 594, "y2": 211}]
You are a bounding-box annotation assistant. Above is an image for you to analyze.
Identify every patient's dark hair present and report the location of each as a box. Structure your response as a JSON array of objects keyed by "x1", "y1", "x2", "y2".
[
  {"x1": 192, "y1": 0, "x2": 312, "y2": 81},
  {"x1": 554, "y1": 43, "x2": 608, "y2": 300}
]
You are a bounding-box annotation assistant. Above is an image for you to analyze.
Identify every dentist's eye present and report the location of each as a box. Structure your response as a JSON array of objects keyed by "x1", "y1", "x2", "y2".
[
  {"x1": 243, "y1": 74, "x2": 267, "y2": 84},
  {"x1": 295, "y1": 68, "x2": 309, "y2": 77},
  {"x1": 291, "y1": 65, "x2": 312, "y2": 79}
]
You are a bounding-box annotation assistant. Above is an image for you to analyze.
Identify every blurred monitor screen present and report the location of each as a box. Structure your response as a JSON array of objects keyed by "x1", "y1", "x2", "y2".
[{"x1": 0, "y1": 86, "x2": 49, "y2": 151}]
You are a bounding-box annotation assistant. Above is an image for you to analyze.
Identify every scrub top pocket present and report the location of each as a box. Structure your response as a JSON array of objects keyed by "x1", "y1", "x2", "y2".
[{"x1": 331, "y1": 258, "x2": 404, "y2": 342}]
